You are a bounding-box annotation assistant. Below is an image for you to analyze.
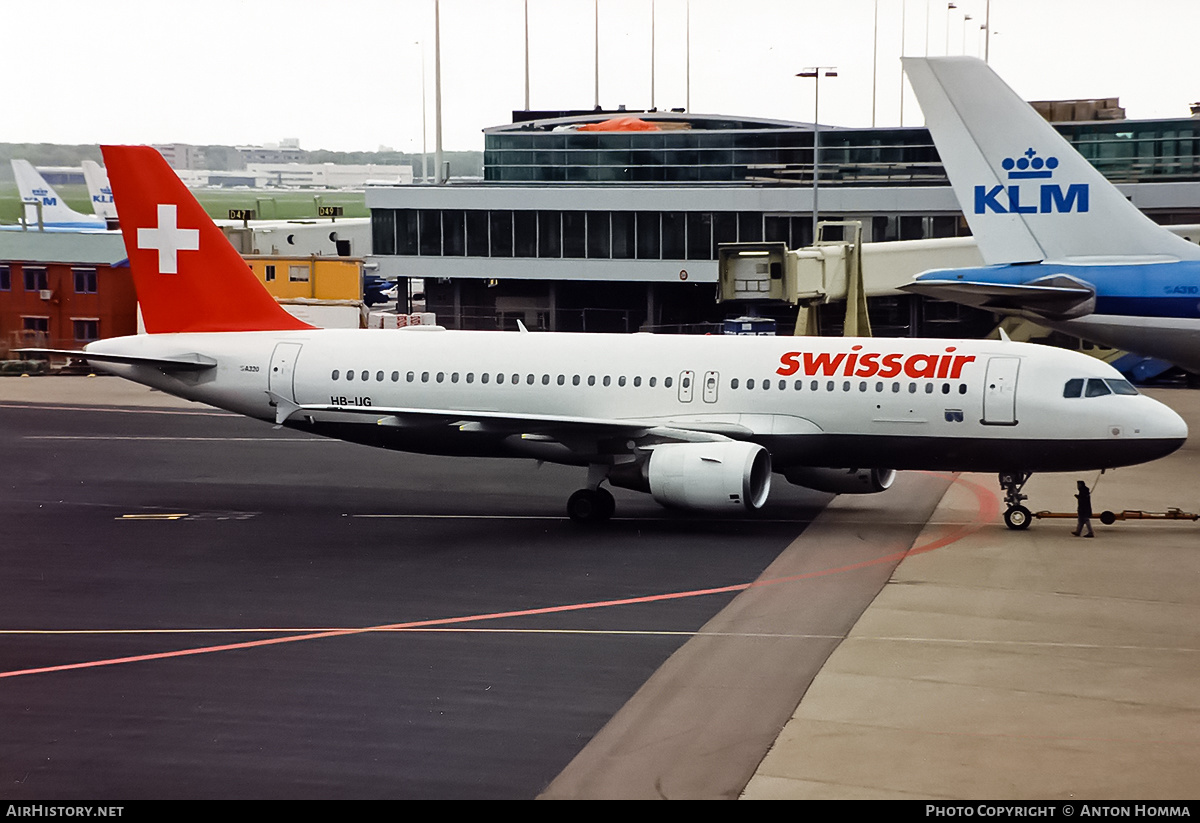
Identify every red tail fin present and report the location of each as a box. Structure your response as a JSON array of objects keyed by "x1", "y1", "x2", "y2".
[{"x1": 102, "y1": 145, "x2": 314, "y2": 333}]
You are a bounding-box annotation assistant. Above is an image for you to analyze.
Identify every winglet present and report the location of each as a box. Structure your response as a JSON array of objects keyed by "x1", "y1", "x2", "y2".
[{"x1": 101, "y1": 145, "x2": 314, "y2": 334}]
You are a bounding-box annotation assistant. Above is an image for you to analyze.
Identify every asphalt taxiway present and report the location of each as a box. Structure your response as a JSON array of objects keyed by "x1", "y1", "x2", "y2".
[
  {"x1": 1, "y1": 376, "x2": 831, "y2": 799},
  {"x1": 1, "y1": 376, "x2": 1197, "y2": 800}
]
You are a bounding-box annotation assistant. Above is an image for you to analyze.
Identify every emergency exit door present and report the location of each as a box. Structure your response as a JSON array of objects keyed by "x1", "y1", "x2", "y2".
[{"x1": 678, "y1": 370, "x2": 695, "y2": 402}]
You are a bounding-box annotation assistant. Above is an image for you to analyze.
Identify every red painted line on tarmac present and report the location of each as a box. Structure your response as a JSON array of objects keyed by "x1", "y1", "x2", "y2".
[
  {"x1": 0, "y1": 473, "x2": 997, "y2": 681},
  {"x1": 904, "y1": 472, "x2": 999, "y2": 557}
]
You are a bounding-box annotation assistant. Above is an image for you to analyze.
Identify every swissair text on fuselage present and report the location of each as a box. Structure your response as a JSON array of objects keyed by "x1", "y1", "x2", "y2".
[{"x1": 776, "y1": 346, "x2": 978, "y2": 380}]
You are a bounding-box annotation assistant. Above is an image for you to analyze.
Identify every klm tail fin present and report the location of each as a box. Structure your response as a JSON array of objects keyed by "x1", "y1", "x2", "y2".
[
  {"x1": 902, "y1": 56, "x2": 1200, "y2": 265},
  {"x1": 101, "y1": 145, "x2": 313, "y2": 334},
  {"x1": 11, "y1": 159, "x2": 107, "y2": 229},
  {"x1": 81, "y1": 160, "x2": 118, "y2": 222}
]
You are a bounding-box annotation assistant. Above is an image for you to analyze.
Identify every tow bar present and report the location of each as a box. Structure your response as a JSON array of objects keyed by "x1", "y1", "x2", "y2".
[{"x1": 1033, "y1": 508, "x2": 1199, "y2": 525}]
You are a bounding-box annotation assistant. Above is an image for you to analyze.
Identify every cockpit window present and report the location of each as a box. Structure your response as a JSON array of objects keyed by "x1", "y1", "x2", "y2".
[{"x1": 1066, "y1": 377, "x2": 1139, "y2": 398}]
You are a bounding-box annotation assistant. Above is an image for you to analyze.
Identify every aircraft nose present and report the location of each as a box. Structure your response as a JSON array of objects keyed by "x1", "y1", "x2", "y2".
[
  {"x1": 1153, "y1": 398, "x2": 1189, "y2": 442},
  {"x1": 1136, "y1": 395, "x2": 1188, "y2": 458}
]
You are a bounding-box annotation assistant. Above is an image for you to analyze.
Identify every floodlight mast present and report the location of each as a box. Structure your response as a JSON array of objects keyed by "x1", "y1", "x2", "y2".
[{"x1": 796, "y1": 67, "x2": 838, "y2": 244}]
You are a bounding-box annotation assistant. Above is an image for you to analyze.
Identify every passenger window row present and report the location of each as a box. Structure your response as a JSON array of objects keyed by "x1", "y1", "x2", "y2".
[
  {"x1": 732, "y1": 378, "x2": 969, "y2": 395},
  {"x1": 328, "y1": 369, "x2": 972, "y2": 397},
  {"x1": 1062, "y1": 378, "x2": 1138, "y2": 398},
  {"x1": 330, "y1": 369, "x2": 673, "y2": 388}
]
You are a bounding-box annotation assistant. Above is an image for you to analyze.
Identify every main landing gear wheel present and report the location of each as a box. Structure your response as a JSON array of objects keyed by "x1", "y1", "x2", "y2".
[
  {"x1": 1003, "y1": 504, "x2": 1032, "y2": 530},
  {"x1": 567, "y1": 488, "x2": 615, "y2": 523}
]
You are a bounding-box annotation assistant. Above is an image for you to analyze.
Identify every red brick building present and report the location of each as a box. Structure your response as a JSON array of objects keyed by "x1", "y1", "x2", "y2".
[{"x1": 0, "y1": 231, "x2": 136, "y2": 356}]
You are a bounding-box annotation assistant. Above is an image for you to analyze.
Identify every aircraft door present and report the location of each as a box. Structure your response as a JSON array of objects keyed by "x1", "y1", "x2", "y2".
[
  {"x1": 678, "y1": 370, "x2": 695, "y2": 403},
  {"x1": 702, "y1": 370, "x2": 719, "y2": 403},
  {"x1": 269, "y1": 342, "x2": 303, "y2": 403},
  {"x1": 982, "y1": 356, "x2": 1020, "y2": 425}
]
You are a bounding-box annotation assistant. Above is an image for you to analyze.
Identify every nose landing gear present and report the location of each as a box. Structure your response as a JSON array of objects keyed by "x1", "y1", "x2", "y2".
[{"x1": 999, "y1": 471, "x2": 1032, "y2": 530}]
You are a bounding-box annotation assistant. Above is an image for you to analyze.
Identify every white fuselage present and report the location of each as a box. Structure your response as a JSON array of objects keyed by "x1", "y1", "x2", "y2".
[{"x1": 86, "y1": 328, "x2": 1187, "y2": 475}]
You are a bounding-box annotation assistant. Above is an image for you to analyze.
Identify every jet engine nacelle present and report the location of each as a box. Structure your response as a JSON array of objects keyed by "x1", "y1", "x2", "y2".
[
  {"x1": 646, "y1": 441, "x2": 772, "y2": 512},
  {"x1": 783, "y1": 467, "x2": 897, "y2": 494}
]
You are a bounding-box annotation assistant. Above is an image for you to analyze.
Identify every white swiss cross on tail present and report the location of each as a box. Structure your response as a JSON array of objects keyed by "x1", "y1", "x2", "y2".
[{"x1": 137, "y1": 203, "x2": 200, "y2": 274}]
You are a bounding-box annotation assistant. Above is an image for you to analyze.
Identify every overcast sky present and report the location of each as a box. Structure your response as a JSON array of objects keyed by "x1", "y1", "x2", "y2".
[{"x1": 7, "y1": 0, "x2": 1199, "y2": 154}]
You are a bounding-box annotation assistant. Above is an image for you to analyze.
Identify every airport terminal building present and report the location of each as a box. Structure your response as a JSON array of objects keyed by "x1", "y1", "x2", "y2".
[{"x1": 366, "y1": 108, "x2": 1200, "y2": 336}]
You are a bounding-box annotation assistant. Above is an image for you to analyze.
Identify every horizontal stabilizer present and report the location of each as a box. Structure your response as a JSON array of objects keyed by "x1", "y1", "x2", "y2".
[
  {"x1": 15, "y1": 348, "x2": 217, "y2": 372},
  {"x1": 900, "y1": 275, "x2": 1096, "y2": 320}
]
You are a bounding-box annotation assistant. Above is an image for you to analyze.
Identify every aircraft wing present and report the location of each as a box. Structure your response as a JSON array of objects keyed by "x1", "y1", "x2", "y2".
[
  {"x1": 271, "y1": 395, "x2": 762, "y2": 445},
  {"x1": 268, "y1": 398, "x2": 811, "y2": 460},
  {"x1": 15, "y1": 348, "x2": 218, "y2": 372},
  {"x1": 899, "y1": 276, "x2": 1096, "y2": 320}
]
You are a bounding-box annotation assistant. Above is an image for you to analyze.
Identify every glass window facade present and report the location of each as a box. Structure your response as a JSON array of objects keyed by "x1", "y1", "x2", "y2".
[
  {"x1": 370, "y1": 205, "x2": 968, "y2": 261},
  {"x1": 373, "y1": 115, "x2": 1200, "y2": 261},
  {"x1": 482, "y1": 116, "x2": 1200, "y2": 186}
]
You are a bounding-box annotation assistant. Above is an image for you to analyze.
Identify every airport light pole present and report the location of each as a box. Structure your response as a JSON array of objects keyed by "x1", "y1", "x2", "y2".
[
  {"x1": 983, "y1": 0, "x2": 991, "y2": 62},
  {"x1": 594, "y1": 0, "x2": 600, "y2": 109},
  {"x1": 434, "y1": 0, "x2": 443, "y2": 183},
  {"x1": 524, "y1": 0, "x2": 530, "y2": 111},
  {"x1": 945, "y1": 2, "x2": 956, "y2": 55},
  {"x1": 797, "y1": 67, "x2": 837, "y2": 245},
  {"x1": 924, "y1": 0, "x2": 931, "y2": 56},
  {"x1": 871, "y1": 0, "x2": 878, "y2": 127},
  {"x1": 415, "y1": 40, "x2": 428, "y2": 183},
  {"x1": 899, "y1": 0, "x2": 907, "y2": 126},
  {"x1": 685, "y1": 0, "x2": 690, "y2": 111}
]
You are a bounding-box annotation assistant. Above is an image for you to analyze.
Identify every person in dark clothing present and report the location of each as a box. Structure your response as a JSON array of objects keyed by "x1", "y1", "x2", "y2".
[{"x1": 1073, "y1": 480, "x2": 1095, "y2": 537}]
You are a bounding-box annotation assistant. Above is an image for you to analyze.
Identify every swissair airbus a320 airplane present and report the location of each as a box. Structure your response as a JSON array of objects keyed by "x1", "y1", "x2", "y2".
[{"x1": 27, "y1": 146, "x2": 1188, "y2": 529}]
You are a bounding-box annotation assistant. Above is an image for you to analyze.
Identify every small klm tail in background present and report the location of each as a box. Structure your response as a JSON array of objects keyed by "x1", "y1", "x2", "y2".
[
  {"x1": 81, "y1": 159, "x2": 118, "y2": 224},
  {"x1": 11, "y1": 159, "x2": 107, "y2": 229},
  {"x1": 101, "y1": 145, "x2": 313, "y2": 334}
]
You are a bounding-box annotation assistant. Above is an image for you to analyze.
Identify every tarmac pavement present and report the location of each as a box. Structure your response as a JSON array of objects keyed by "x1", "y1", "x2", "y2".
[
  {"x1": 5, "y1": 375, "x2": 1197, "y2": 799},
  {"x1": 742, "y1": 387, "x2": 1200, "y2": 800}
]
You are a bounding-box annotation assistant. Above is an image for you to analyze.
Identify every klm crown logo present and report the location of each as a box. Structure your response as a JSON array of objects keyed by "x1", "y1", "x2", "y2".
[
  {"x1": 1003, "y1": 148, "x2": 1058, "y2": 179},
  {"x1": 975, "y1": 147, "x2": 1088, "y2": 215}
]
